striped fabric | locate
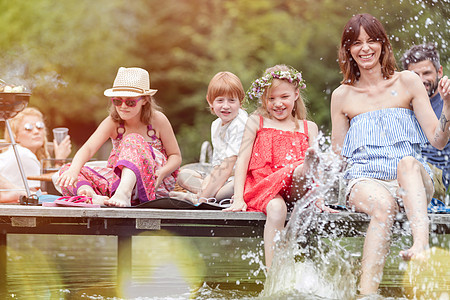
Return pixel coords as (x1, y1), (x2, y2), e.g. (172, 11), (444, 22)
(342, 108), (432, 180)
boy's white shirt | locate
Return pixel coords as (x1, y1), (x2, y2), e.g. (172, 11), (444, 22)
(211, 108), (248, 167)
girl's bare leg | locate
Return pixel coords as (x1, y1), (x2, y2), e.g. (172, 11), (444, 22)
(77, 185), (109, 205)
(264, 196), (287, 269)
(396, 157), (433, 260)
(291, 148), (319, 197)
(105, 167), (136, 207)
(348, 181), (398, 295)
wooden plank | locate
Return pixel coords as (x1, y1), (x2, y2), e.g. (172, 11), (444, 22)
(0, 205), (448, 236)
(11, 216), (38, 227)
(136, 218), (161, 230)
(27, 172), (55, 182)
(0, 205), (267, 220)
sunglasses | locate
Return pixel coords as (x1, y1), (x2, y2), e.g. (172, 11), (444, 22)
(111, 96), (143, 107)
(24, 121), (45, 131)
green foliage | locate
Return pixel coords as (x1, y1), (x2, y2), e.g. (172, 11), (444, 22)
(0, 0), (448, 163)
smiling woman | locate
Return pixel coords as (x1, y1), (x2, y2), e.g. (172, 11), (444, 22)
(331, 13), (450, 296)
(0, 107), (72, 193)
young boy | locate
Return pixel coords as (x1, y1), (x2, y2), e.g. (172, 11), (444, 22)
(170, 71), (248, 203)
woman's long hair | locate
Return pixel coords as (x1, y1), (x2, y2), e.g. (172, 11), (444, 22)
(5, 107), (50, 162)
(338, 13), (397, 85)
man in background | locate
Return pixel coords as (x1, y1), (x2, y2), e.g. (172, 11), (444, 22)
(402, 43), (449, 200)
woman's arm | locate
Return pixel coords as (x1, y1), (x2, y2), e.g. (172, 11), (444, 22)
(409, 72), (450, 149)
(330, 86), (350, 154)
(153, 111), (182, 187)
(57, 117), (115, 187)
(224, 114), (259, 212)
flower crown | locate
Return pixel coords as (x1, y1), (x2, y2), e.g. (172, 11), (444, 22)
(244, 68), (306, 103)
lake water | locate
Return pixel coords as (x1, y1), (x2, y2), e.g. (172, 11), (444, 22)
(3, 232), (449, 299)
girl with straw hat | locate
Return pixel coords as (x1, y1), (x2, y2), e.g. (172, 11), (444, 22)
(56, 67), (181, 206)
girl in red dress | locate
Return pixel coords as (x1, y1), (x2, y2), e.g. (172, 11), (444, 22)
(226, 64), (335, 269)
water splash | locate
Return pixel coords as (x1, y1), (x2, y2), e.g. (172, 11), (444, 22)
(261, 134), (358, 299)
(259, 132), (450, 299)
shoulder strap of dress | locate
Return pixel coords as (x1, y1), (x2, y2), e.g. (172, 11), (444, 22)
(116, 121), (125, 139)
(147, 124), (157, 140)
(303, 120), (308, 136)
(259, 115), (264, 129)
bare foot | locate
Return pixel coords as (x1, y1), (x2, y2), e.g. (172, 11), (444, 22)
(169, 191), (198, 204)
(400, 245), (430, 261)
(314, 198), (340, 213)
(104, 191), (131, 207)
(78, 189), (109, 205)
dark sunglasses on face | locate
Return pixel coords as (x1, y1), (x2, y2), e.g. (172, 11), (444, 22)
(111, 96), (143, 107)
(24, 121), (45, 131)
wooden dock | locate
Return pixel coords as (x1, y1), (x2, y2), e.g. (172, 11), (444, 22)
(0, 204), (448, 290)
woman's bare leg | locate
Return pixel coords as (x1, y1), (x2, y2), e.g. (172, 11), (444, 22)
(0, 175), (25, 203)
(396, 157), (433, 260)
(348, 180), (398, 295)
(105, 167), (136, 207)
(264, 196), (287, 269)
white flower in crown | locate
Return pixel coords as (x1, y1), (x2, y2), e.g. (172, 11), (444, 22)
(244, 68), (306, 104)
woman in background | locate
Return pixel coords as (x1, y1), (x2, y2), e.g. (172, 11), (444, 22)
(0, 107), (72, 192)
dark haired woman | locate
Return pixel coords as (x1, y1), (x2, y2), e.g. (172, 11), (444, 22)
(331, 13), (450, 295)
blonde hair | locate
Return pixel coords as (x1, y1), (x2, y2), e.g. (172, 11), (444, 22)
(4, 107), (50, 162)
(206, 71), (245, 114)
(109, 95), (162, 124)
(257, 64), (307, 128)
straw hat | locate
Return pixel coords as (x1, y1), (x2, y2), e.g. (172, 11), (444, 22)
(104, 67), (157, 97)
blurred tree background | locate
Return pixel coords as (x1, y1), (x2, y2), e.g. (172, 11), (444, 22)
(0, 0), (448, 163)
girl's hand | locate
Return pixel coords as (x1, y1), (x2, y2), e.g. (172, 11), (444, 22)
(56, 169), (79, 188)
(223, 197), (247, 212)
(154, 168), (168, 189)
(54, 135), (72, 159)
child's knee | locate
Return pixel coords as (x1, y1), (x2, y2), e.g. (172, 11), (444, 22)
(266, 198), (287, 221)
(177, 169), (201, 189)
